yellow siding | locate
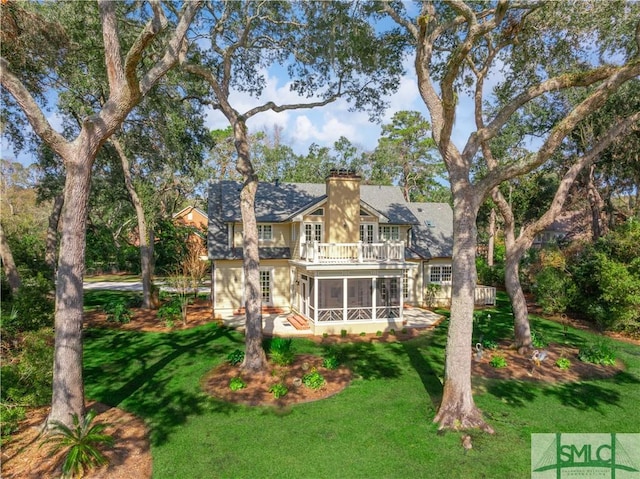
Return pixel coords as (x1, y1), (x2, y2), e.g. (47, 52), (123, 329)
(213, 261), (244, 311)
(233, 223), (292, 248)
(213, 259), (291, 313)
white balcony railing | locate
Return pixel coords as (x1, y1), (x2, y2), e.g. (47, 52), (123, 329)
(301, 241), (405, 263)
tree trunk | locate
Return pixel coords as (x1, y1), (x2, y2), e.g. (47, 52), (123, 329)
(234, 120), (267, 372)
(505, 251), (532, 353)
(0, 222), (21, 294)
(587, 165), (604, 241)
(111, 137), (155, 309)
(433, 192), (493, 433)
(45, 193), (64, 275)
(48, 152), (92, 427)
(487, 208), (496, 267)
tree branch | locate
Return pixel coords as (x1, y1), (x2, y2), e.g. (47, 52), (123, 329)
(140, 0), (203, 95)
(0, 58), (69, 157)
(99, 0), (126, 94)
(465, 60), (640, 160)
(124, 0), (168, 94)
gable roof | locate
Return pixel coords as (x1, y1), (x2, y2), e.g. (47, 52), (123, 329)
(209, 181), (421, 224)
(406, 203), (453, 259)
(208, 180), (453, 260)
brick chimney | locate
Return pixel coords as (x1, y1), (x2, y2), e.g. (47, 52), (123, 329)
(325, 169), (361, 243)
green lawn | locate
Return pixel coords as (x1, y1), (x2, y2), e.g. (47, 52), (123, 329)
(82, 293), (640, 478)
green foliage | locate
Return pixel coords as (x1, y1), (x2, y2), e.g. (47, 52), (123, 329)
(568, 220), (640, 335)
(154, 220), (192, 275)
(533, 266), (576, 315)
(322, 348), (340, 370)
(1, 403), (26, 440)
(1, 328), (53, 407)
(157, 299), (182, 323)
(481, 338), (499, 350)
(41, 409), (114, 478)
(476, 257), (505, 288)
(268, 383), (288, 399)
(268, 338), (295, 366)
(578, 339), (617, 366)
(302, 369), (325, 390)
(227, 349), (245, 366)
(340, 329), (347, 338)
(424, 283), (442, 307)
(229, 377), (246, 391)
(555, 357), (571, 370)
(2, 273), (54, 333)
(530, 330), (548, 348)
(102, 297), (131, 324)
(489, 354), (508, 368)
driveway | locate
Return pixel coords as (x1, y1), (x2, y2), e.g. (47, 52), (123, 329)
(83, 281), (209, 293)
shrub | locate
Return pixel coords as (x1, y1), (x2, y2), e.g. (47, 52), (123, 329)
(1, 403), (25, 440)
(1, 328), (53, 407)
(340, 329), (347, 338)
(555, 357), (571, 370)
(3, 274), (54, 333)
(481, 338), (498, 350)
(531, 330), (548, 348)
(157, 299), (182, 323)
(532, 266), (576, 315)
(569, 221), (640, 334)
(302, 369), (325, 390)
(229, 377), (246, 391)
(41, 409), (114, 478)
(578, 339), (616, 366)
(227, 349), (245, 366)
(103, 298), (131, 324)
(269, 383), (288, 399)
(490, 354), (508, 368)
(269, 338), (295, 366)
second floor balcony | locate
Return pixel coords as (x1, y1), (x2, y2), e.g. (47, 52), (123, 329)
(300, 241), (405, 264)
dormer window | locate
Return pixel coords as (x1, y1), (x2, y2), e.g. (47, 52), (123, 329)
(360, 208), (372, 217)
(310, 208), (324, 216)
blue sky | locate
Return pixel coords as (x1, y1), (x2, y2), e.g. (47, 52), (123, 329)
(1, 55), (487, 167)
(203, 55), (479, 157)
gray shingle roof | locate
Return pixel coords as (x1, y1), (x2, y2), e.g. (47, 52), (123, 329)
(208, 180), (452, 260)
(406, 203), (453, 259)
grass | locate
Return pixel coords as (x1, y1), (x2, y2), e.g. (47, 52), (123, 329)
(81, 292), (640, 478)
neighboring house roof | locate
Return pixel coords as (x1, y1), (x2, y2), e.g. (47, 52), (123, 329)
(173, 205), (208, 220)
(208, 180), (453, 260)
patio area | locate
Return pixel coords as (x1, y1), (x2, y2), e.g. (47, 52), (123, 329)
(221, 306), (444, 337)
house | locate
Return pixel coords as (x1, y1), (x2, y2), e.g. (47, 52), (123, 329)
(173, 205), (208, 230)
(207, 170), (495, 335)
(173, 206), (208, 259)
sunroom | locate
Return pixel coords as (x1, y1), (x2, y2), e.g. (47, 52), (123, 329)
(289, 263), (416, 335)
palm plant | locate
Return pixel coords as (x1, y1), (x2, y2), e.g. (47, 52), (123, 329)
(41, 409), (114, 478)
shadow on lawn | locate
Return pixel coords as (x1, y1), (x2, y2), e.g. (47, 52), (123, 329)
(84, 324), (244, 446)
(333, 341), (404, 380)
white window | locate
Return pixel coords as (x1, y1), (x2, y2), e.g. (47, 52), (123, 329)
(260, 270), (272, 304)
(360, 223), (375, 243)
(258, 225), (273, 241)
(379, 225), (399, 241)
(429, 265), (452, 283)
(304, 223), (323, 243)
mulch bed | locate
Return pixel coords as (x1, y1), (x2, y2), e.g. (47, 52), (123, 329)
(471, 341), (624, 382)
(202, 354), (352, 407)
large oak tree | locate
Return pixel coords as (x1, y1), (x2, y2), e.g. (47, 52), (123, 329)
(0, 0), (202, 427)
(382, 0), (640, 431)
